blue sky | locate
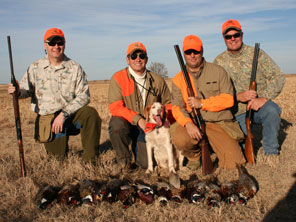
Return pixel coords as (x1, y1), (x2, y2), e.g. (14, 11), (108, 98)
(0, 0), (295, 83)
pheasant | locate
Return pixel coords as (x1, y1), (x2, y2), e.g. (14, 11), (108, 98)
(36, 184), (61, 209)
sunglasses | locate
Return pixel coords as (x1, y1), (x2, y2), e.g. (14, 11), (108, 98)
(47, 41), (65, 46)
(184, 49), (201, 55)
(130, 52), (147, 60)
(224, 32), (241, 40)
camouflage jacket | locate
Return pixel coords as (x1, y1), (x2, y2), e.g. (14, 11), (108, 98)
(19, 55), (90, 115)
(213, 44), (285, 116)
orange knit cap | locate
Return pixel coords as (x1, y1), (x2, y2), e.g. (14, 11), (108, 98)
(183, 35), (203, 52)
(44, 28), (65, 42)
(127, 42), (147, 56)
(222, 19), (242, 35)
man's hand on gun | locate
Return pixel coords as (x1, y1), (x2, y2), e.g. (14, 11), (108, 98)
(7, 82), (19, 94)
(237, 90), (267, 111)
(237, 90), (257, 102)
(186, 96), (203, 140)
(185, 122), (203, 141)
(188, 96), (203, 109)
(247, 97), (267, 111)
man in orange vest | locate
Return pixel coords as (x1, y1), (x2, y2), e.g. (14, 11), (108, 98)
(170, 35), (245, 170)
(108, 42), (171, 171)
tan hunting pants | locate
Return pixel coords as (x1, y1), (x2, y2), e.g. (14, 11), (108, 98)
(170, 122), (245, 169)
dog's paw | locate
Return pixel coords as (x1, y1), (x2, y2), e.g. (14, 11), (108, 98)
(169, 172), (181, 189)
(169, 167), (176, 174)
(145, 169), (153, 174)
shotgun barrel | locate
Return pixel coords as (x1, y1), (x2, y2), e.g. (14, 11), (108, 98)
(174, 44), (213, 175)
(245, 43), (260, 165)
(7, 36), (26, 177)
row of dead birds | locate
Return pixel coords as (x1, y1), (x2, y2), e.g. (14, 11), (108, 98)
(36, 164), (258, 209)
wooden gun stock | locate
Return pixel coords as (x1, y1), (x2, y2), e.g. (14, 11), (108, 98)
(244, 43), (260, 165)
(199, 129), (214, 175)
(245, 116), (255, 164)
(174, 45), (213, 175)
(7, 36), (26, 177)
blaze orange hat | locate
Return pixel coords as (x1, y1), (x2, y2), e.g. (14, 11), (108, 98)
(127, 42), (147, 56)
(183, 35), (203, 52)
(222, 19), (242, 35)
(44, 28), (65, 42)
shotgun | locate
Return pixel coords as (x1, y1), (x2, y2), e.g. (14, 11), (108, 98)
(245, 43), (260, 165)
(7, 36), (26, 177)
(174, 44), (213, 175)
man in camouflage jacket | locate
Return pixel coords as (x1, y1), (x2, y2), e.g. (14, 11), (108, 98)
(8, 28), (101, 163)
(214, 19), (285, 156)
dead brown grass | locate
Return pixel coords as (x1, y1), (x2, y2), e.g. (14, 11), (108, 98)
(0, 76), (295, 222)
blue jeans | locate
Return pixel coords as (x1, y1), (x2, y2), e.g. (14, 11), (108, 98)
(235, 100), (282, 155)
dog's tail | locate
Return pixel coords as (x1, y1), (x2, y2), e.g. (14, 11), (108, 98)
(169, 172), (181, 189)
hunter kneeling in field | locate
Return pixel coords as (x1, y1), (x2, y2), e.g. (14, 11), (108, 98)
(7, 28), (101, 164)
(170, 34), (246, 170)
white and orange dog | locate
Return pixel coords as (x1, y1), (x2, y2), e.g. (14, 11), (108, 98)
(144, 102), (183, 175)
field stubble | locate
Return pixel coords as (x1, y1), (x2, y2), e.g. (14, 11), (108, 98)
(0, 76), (295, 222)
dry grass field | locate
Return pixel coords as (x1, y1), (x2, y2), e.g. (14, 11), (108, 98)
(0, 76), (295, 222)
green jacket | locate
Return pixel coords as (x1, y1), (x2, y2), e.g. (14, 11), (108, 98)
(108, 68), (171, 125)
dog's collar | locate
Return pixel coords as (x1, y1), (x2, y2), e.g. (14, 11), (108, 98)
(144, 120), (170, 133)
(144, 122), (160, 133)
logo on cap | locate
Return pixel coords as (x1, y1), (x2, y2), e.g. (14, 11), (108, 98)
(126, 42), (147, 56)
(44, 28), (65, 42)
(183, 35), (203, 52)
(222, 19), (242, 35)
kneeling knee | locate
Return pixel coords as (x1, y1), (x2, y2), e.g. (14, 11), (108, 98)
(262, 101), (281, 118)
(83, 106), (101, 122)
(109, 117), (128, 132)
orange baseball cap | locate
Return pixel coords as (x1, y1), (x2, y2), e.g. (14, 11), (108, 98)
(222, 19), (242, 35)
(183, 35), (203, 52)
(127, 42), (147, 56)
(44, 28), (65, 42)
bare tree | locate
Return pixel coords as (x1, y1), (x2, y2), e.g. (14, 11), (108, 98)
(149, 62), (168, 78)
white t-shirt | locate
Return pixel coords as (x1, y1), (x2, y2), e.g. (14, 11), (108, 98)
(128, 66), (147, 109)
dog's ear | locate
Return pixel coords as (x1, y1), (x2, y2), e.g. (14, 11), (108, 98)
(162, 105), (166, 114)
(144, 105), (152, 120)
(161, 105), (167, 120)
